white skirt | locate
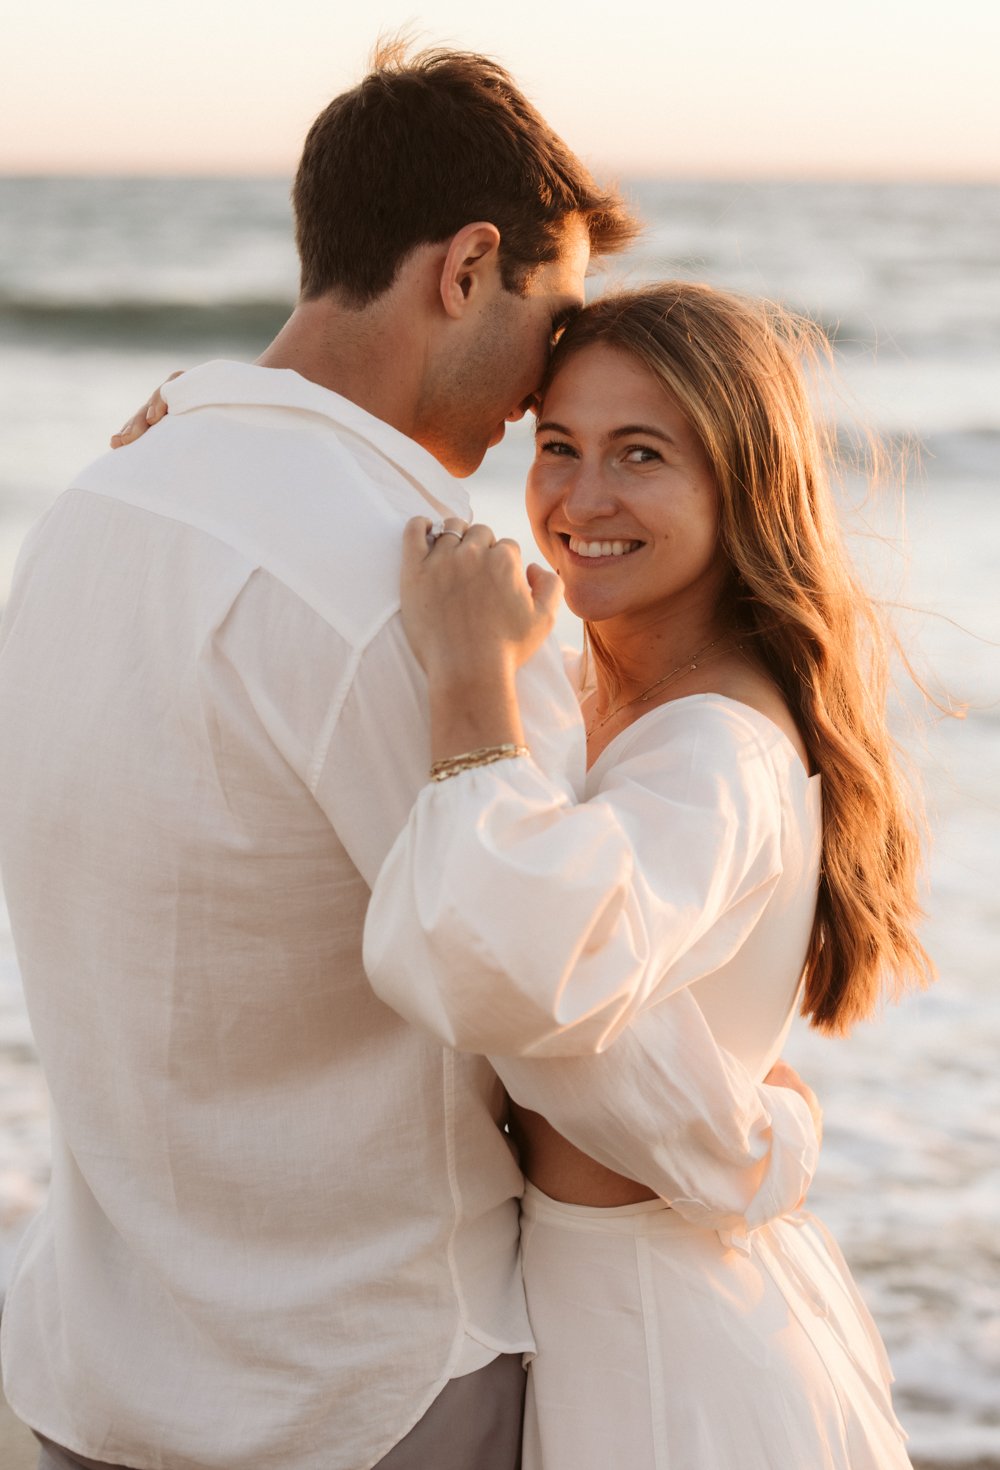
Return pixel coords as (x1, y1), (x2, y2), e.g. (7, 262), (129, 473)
(519, 1185), (911, 1470)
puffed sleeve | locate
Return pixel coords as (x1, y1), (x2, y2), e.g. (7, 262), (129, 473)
(363, 700), (784, 1057)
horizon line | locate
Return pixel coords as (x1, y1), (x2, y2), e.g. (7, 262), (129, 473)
(1, 165), (997, 185)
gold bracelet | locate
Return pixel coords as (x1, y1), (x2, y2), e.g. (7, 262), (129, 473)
(429, 743), (529, 782)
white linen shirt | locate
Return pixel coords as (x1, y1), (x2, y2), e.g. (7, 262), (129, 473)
(0, 362), (816, 1470)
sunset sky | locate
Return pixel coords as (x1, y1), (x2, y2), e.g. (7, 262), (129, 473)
(2, 0), (997, 178)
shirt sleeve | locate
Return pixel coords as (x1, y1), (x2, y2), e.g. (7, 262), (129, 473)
(311, 614), (584, 888)
(363, 701), (785, 1057)
(492, 1007), (817, 1235)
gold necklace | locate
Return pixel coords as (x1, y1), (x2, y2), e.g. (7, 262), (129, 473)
(587, 635), (737, 734)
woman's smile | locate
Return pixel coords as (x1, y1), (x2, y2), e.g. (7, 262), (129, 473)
(527, 342), (724, 628)
(563, 534), (645, 561)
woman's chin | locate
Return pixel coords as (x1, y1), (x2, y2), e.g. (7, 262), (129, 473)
(564, 596), (619, 626)
(567, 599), (614, 629)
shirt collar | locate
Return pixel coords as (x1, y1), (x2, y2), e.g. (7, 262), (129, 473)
(161, 361), (471, 520)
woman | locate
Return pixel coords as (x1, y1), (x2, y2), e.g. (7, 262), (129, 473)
(362, 283), (931, 1468)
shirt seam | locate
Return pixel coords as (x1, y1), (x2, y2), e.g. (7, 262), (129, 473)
(306, 600), (402, 796)
(441, 1049), (474, 1335)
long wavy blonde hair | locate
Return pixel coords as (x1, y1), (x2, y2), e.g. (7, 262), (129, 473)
(547, 283), (933, 1034)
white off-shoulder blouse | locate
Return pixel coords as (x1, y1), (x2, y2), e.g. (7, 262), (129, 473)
(365, 694), (822, 1078)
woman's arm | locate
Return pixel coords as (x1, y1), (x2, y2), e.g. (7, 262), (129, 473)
(363, 697), (786, 1056)
(494, 1025), (819, 1232)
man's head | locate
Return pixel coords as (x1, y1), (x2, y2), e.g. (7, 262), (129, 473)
(293, 41), (636, 307)
(290, 43), (639, 474)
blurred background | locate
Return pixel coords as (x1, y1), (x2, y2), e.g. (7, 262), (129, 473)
(1, 4), (998, 1466)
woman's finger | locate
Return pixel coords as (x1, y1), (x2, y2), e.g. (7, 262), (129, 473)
(147, 370), (183, 421)
(110, 411), (146, 448)
(111, 403), (155, 448)
(419, 517), (469, 555)
(526, 562), (563, 623)
(109, 371), (184, 448)
(144, 389), (167, 424)
(403, 517), (435, 549)
(459, 522), (497, 549)
(436, 516), (469, 545)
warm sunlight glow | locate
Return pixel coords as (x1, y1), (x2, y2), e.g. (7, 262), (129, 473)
(2, 0), (997, 178)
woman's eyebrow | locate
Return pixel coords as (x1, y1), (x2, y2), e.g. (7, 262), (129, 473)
(535, 419), (678, 447)
(608, 424), (677, 446)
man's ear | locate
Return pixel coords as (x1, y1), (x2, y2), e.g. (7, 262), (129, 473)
(438, 222), (503, 319)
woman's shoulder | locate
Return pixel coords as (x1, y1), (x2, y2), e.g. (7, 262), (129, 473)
(591, 693), (811, 785)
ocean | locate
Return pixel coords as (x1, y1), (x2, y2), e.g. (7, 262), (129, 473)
(1, 176), (998, 1464)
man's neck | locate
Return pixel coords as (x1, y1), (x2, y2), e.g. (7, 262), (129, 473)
(257, 298), (422, 440)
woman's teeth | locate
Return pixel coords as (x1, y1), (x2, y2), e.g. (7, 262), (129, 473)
(568, 537), (641, 559)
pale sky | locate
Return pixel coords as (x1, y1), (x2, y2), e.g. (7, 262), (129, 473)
(1, 0), (998, 178)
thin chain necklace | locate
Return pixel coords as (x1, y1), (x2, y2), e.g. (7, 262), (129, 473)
(587, 635), (737, 734)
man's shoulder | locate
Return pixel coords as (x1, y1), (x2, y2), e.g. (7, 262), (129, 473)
(63, 364), (470, 651)
(65, 408), (405, 649)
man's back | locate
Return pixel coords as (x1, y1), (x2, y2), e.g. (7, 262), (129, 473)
(0, 364), (535, 1469)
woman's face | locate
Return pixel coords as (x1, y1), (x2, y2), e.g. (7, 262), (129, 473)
(526, 342), (726, 630)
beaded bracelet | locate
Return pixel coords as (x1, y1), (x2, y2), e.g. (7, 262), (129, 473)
(429, 743), (529, 782)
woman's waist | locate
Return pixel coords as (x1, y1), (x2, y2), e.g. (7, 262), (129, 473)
(521, 1180), (713, 1237)
(511, 1104), (660, 1208)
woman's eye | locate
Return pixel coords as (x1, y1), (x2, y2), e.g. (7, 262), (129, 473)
(537, 438), (576, 457)
(623, 445), (662, 465)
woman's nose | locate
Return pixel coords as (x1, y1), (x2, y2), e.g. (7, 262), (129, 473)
(561, 463), (618, 522)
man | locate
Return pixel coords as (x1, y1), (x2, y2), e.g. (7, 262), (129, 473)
(0, 44), (818, 1470)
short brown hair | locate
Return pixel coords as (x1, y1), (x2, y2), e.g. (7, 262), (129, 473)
(293, 41), (638, 305)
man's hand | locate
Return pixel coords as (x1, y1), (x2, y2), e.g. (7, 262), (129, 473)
(764, 1059), (823, 1151)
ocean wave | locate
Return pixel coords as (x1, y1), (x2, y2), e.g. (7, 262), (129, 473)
(2, 290), (998, 360)
(826, 425), (1000, 477)
(0, 295), (292, 348)
(920, 428), (1000, 481)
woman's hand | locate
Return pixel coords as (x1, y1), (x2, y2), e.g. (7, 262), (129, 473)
(401, 516), (562, 680)
(109, 371), (184, 448)
(764, 1058), (822, 1207)
(764, 1059), (822, 1151)
(401, 516), (563, 765)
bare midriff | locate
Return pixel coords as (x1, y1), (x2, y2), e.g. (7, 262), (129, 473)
(510, 1103), (658, 1207)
